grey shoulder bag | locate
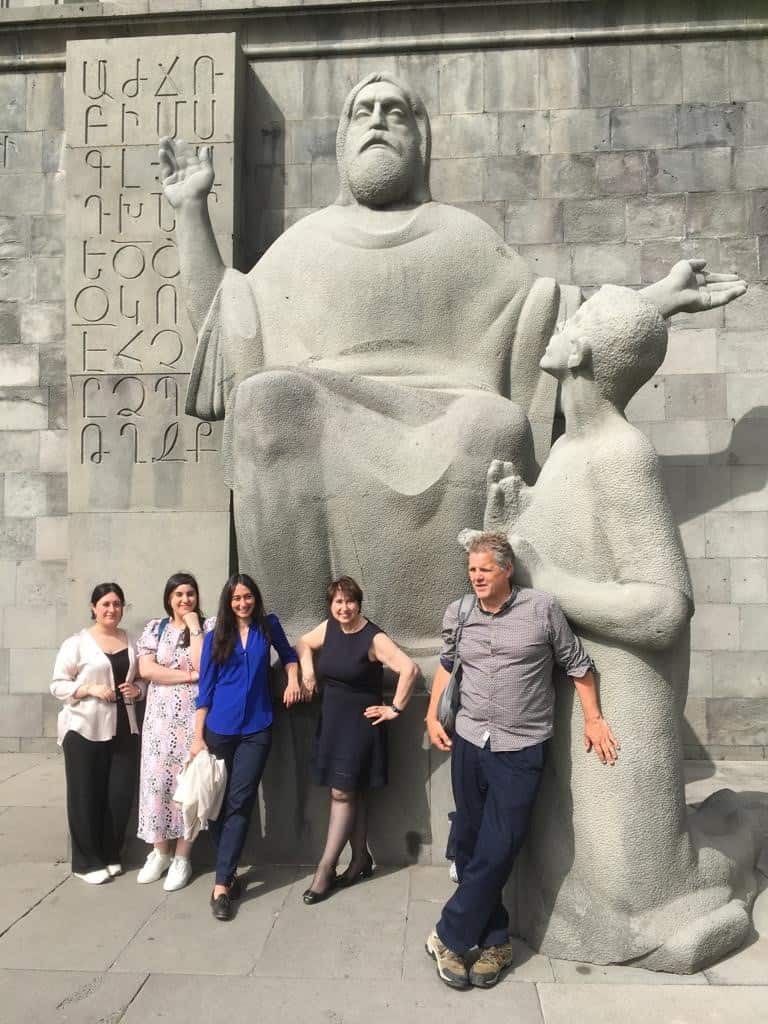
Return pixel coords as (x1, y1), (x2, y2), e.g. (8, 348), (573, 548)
(437, 594), (476, 735)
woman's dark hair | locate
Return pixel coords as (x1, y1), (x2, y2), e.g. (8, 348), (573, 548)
(90, 582), (126, 620)
(326, 575), (363, 608)
(163, 571), (205, 648)
(211, 573), (271, 664)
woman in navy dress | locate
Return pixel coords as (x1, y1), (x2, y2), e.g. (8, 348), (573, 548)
(190, 573), (301, 920)
(296, 576), (418, 903)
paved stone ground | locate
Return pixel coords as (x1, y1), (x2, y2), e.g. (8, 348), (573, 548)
(0, 754), (766, 1024)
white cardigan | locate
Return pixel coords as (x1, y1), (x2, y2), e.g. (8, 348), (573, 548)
(51, 629), (144, 744)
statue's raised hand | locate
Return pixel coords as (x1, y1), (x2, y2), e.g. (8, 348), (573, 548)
(159, 137), (214, 208)
(485, 459), (529, 530)
(644, 259), (747, 318)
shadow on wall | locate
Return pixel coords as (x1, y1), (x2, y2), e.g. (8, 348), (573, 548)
(243, 66), (287, 269)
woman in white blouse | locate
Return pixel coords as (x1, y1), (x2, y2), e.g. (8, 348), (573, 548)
(51, 582), (144, 884)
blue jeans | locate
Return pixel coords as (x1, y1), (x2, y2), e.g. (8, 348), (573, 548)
(437, 734), (544, 954)
(204, 727), (272, 886)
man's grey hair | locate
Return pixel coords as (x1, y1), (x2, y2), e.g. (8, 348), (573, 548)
(459, 530), (514, 570)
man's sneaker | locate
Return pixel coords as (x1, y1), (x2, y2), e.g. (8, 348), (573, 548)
(468, 942), (515, 988)
(163, 856), (192, 892)
(136, 849), (172, 884)
(425, 929), (469, 989)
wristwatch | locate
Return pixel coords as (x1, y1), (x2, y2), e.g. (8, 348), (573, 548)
(189, 628), (202, 637)
(390, 702), (403, 715)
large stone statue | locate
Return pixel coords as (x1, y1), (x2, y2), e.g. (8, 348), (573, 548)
(158, 73), (720, 646)
(482, 284), (757, 973)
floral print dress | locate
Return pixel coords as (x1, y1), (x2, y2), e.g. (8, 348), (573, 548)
(137, 617), (215, 843)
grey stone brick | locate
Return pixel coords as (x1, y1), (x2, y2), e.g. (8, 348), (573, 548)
(625, 377), (665, 421)
(38, 342), (65, 387)
(588, 45), (631, 107)
(563, 198), (625, 243)
(688, 650), (713, 697)
(691, 602), (740, 651)
(730, 466), (768, 512)
(0, 260), (32, 302)
(310, 162), (339, 207)
(728, 38), (768, 101)
(38, 430), (66, 474)
(47, 384), (67, 430)
(648, 147), (732, 194)
(661, 327), (718, 375)
(724, 282), (768, 330)
(596, 152), (646, 195)
(717, 237), (758, 281)
(33, 258), (63, 302)
(8, 648), (59, 694)
(678, 104), (744, 149)
(15, 560), (66, 606)
(26, 72), (64, 132)
(679, 515), (706, 557)
(430, 158), (484, 203)
(733, 147), (768, 191)
(499, 111), (549, 156)
(730, 559), (768, 604)
(0, 217), (29, 260)
(714, 651), (768, 693)
(0, 174), (44, 216)
(686, 193), (749, 238)
(0, 520), (34, 559)
(430, 114), (498, 159)
(540, 47), (588, 110)
(483, 156), (539, 201)
(647, 419), (713, 461)
(760, 236), (768, 282)
(751, 190), (768, 235)
(706, 512), (768, 558)
(610, 106), (677, 151)
(484, 49), (539, 111)
(19, 303), (63, 346)
(0, 344), (37, 387)
(539, 154), (596, 199)
(683, 696), (708, 744)
(517, 244), (572, 283)
(30, 216), (64, 258)
(707, 697), (768, 745)
(728, 418), (768, 466)
(688, 558), (729, 603)
(250, 60), (304, 121)
(504, 200), (563, 245)
(41, 131), (63, 175)
(287, 119), (337, 164)
(0, 75), (25, 132)
(0, 388), (47, 430)
(626, 195), (684, 241)
(550, 109), (609, 154)
(0, 433), (37, 472)
(726, 373), (768, 422)
(4, 472), (66, 517)
(455, 202), (505, 236)
(0, 302), (19, 344)
(718, 331), (768, 373)
(640, 238), (719, 285)
(703, 743), (767, 759)
(665, 373), (726, 420)
(3, 605), (59, 649)
(395, 55), (439, 114)
(19, 737), (59, 754)
(669, 298), (725, 331)
(0, 694), (42, 737)
(744, 102), (768, 147)
(572, 243), (641, 286)
(681, 42), (730, 103)
(252, 164), (311, 210)
(43, 172), (64, 216)
(302, 59), (359, 119)
(630, 43), (683, 104)
(0, 132), (42, 175)
(36, 516), (69, 562)
(439, 52), (482, 114)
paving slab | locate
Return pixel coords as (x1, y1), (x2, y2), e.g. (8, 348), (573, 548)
(250, 868), (409, 980)
(0, 872), (165, 971)
(0, 756), (65, 807)
(407, 863), (455, 903)
(0, 969), (147, 1024)
(0, 805), (68, 864)
(537, 982), (767, 1023)
(550, 957), (708, 985)
(0, 753), (47, 783)
(0, 862), (68, 935)
(112, 866), (298, 976)
(123, 974), (545, 1024)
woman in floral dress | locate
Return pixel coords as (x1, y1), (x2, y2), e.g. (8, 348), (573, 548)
(136, 572), (215, 891)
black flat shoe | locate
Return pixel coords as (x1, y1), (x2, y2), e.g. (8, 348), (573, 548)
(335, 854), (374, 889)
(229, 875), (242, 900)
(302, 876), (337, 905)
(210, 891), (233, 921)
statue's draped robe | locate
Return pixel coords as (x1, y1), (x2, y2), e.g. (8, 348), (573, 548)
(186, 201), (560, 641)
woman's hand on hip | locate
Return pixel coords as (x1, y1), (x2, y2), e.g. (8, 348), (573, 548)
(364, 704), (397, 726)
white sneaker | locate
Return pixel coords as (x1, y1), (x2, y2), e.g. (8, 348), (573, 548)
(136, 849), (172, 884)
(106, 863), (123, 877)
(74, 869), (111, 885)
(163, 856), (192, 892)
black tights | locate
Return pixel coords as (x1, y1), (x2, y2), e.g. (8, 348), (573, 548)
(311, 787), (369, 892)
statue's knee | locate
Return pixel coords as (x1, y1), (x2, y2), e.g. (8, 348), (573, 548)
(235, 370), (319, 456)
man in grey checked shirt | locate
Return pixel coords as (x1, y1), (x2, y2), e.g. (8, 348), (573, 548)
(425, 531), (618, 990)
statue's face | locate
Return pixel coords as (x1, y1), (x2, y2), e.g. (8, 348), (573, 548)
(540, 313), (584, 376)
(343, 82), (421, 207)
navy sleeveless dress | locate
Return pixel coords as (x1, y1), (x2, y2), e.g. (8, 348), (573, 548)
(310, 616), (388, 790)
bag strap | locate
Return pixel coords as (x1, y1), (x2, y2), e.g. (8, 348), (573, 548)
(453, 594), (476, 659)
(157, 617), (170, 643)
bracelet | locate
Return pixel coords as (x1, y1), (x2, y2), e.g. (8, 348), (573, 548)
(390, 702), (402, 715)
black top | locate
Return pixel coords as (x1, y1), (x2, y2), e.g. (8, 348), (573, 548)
(106, 649), (129, 703)
(317, 617), (384, 694)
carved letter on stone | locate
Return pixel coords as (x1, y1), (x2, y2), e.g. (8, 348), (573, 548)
(112, 375), (146, 417)
(81, 423), (108, 464)
(119, 421), (146, 463)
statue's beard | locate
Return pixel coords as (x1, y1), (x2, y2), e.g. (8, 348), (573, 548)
(346, 147), (418, 207)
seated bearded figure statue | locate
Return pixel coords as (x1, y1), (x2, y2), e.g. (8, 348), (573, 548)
(481, 283), (757, 974)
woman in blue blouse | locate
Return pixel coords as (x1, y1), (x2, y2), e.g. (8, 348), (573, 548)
(190, 573), (301, 920)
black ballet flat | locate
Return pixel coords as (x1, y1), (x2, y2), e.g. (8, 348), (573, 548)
(302, 877), (337, 905)
(335, 854), (374, 889)
(210, 891), (233, 921)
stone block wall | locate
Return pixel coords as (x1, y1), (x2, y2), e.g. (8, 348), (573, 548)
(0, 4), (767, 758)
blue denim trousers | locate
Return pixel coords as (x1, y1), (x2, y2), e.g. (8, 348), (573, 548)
(204, 726), (272, 886)
(437, 733), (544, 954)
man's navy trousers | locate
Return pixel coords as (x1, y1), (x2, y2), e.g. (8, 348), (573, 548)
(437, 733), (545, 955)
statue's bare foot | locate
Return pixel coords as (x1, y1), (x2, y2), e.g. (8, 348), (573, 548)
(484, 459), (528, 530)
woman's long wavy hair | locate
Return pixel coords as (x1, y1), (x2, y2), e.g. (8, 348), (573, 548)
(163, 571), (205, 649)
(211, 573), (271, 664)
